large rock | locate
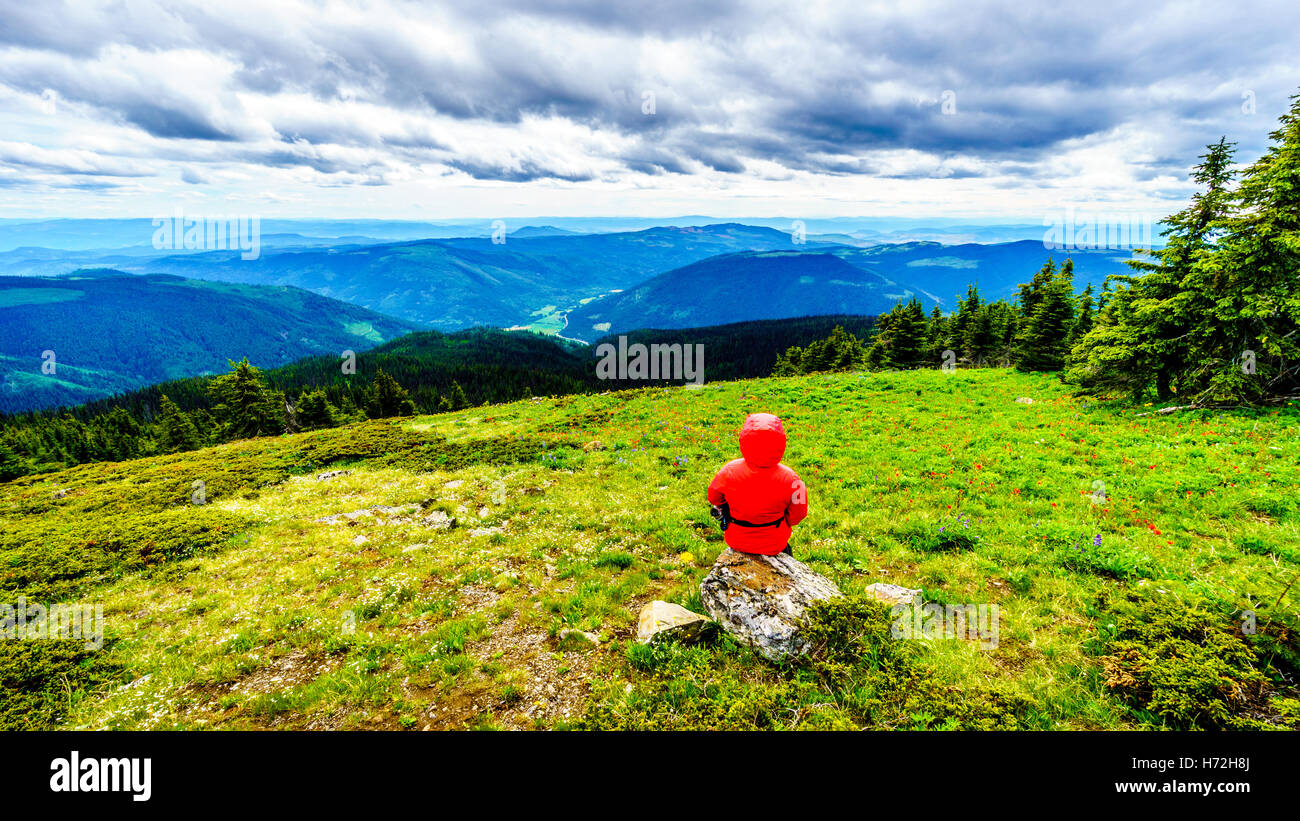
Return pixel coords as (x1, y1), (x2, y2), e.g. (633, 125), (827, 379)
(637, 600), (710, 644)
(699, 548), (841, 661)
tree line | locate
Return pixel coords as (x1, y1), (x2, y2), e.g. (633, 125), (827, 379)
(775, 94), (1300, 409)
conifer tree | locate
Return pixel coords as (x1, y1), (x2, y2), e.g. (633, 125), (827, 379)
(368, 368), (415, 418)
(156, 394), (201, 453)
(1017, 259), (1076, 371)
(1067, 137), (1239, 398)
(207, 359), (282, 440)
(295, 389), (339, 430)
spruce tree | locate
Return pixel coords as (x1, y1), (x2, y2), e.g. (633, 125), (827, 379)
(1017, 259), (1076, 371)
(296, 389), (339, 430)
(1190, 101), (1300, 401)
(207, 359), (282, 440)
(1067, 138), (1239, 399)
(368, 369), (416, 418)
(156, 394), (201, 453)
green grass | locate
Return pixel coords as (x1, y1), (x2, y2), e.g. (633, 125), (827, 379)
(2, 367), (1297, 730)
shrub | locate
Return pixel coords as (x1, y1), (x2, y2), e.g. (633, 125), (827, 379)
(1094, 589), (1284, 729)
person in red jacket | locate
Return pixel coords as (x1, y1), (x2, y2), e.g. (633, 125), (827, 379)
(707, 413), (808, 556)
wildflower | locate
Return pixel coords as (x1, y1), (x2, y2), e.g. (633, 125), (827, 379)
(1093, 534), (1102, 547)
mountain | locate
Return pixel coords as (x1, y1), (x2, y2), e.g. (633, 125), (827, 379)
(508, 225), (582, 238)
(0, 271), (422, 412)
(832, 240), (1139, 306)
(566, 251), (928, 341)
(80, 224), (831, 331)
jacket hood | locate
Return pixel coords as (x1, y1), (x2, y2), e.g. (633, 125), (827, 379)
(738, 413), (786, 468)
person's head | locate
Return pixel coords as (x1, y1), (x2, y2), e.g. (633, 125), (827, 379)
(738, 413), (786, 468)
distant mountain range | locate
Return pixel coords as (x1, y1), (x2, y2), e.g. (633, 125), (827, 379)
(567, 251), (926, 341)
(0, 220), (1151, 412)
(0, 216), (1080, 253)
(829, 239), (1137, 303)
(0, 223), (1141, 337)
(24, 224), (833, 330)
(0, 272), (421, 412)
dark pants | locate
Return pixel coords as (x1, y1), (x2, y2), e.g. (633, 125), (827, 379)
(780, 544), (792, 556)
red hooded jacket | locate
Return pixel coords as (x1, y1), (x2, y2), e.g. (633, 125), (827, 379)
(707, 413), (808, 555)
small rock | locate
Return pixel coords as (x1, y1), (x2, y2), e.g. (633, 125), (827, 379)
(401, 543), (429, 553)
(478, 506), (491, 517)
(444, 480), (464, 489)
(420, 510), (456, 529)
(1014, 397), (1035, 405)
(636, 600), (710, 644)
(316, 470), (351, 481)
(469, 526), (504, 537)
(699, 548), (841, 661)
(558, 628), (601, 648)
(583, 440), (605, 452)
(52, 489), (67, 499)
(865, 582), (922, 606)
(352, 535), (368, 547)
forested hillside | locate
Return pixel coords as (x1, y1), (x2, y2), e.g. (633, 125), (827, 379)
(0, 272), (421, 413)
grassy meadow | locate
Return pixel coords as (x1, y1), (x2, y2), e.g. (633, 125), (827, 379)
(3, 367), (1298, 730)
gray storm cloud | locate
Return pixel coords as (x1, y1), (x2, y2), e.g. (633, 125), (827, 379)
(0, 0), (1296, 199)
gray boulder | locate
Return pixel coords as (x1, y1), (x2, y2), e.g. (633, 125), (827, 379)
(699, 548), (841, 661)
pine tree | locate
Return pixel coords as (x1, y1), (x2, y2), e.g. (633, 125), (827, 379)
(446, 381), (470, 411)
(951, 284), (983, 362)
(1067, 137), (1239, 399)
(1017, 259), (1076, 371)
(295, 389), (339, 430)
(867, 299), (929, 369)
(368, 368), (415, 418)
(925, 306), (949, 365)
(1067, 284), (1096, 353)
(207, 358), (282, 440)
(1190, 101), (1300, 401)
(156, 394), (201, 453)
(772, 326), (869, 375)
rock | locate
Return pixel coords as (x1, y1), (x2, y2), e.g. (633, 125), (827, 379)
(444, 480), (463, 489)
(865, 582), (922, 606)
(1014, 397), (1035, 405)
(351, 535), (368, 547)
(699, 548), (841, 661)
(557, 628), (601, 648)
(583, 440), (605, 452)
(478, 506), (491, 518)
(420, 510), (456, 529)
(636, 600), (710, 645)
(315, 508), (375, 525)
(316, 470), (351, 481)
(52, 489), (67, 499)
(469, 525), (504, 537)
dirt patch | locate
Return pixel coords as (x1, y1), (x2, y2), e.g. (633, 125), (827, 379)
(176, 649), (344, 728)
(419, 609), (597, 730)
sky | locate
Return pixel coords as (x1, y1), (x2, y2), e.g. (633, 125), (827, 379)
(0, 0), (1297, 221)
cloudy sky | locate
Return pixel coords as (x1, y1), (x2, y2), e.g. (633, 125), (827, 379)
(1, 0), (1297, 221)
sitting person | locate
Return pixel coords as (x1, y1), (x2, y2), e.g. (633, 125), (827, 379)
(707, 413), (807, 556)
